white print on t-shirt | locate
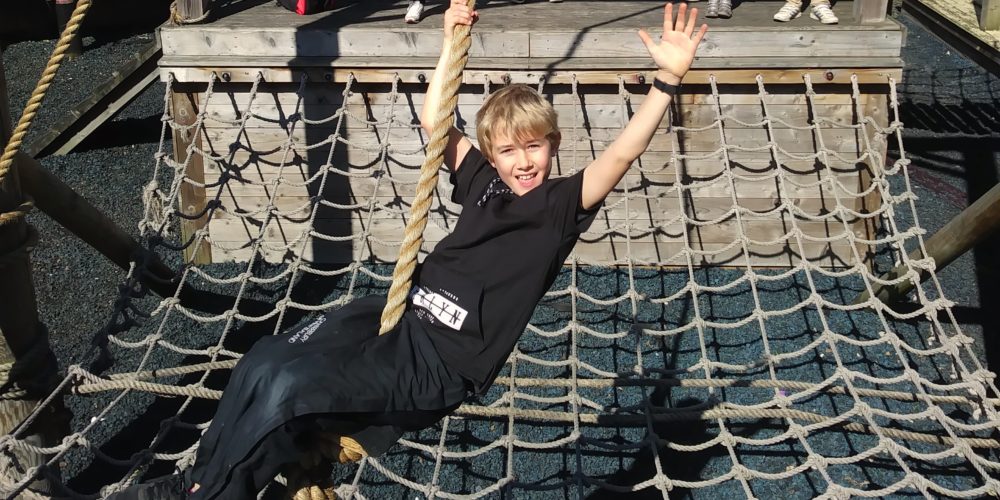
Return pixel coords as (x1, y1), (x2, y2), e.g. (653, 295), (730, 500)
(410, 286), (468, 331)
(287, 315), (327, 343)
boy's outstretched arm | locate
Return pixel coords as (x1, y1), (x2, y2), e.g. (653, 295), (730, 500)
(580, 3), (708, 210)
(420, 0), (476, 172)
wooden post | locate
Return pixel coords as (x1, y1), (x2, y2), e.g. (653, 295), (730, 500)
(175, 0), (211, 22)
(982, 0), (1000, 31)
(14, 152), (178, 297)
(854, 0), (889, 24)
(53, 0), (84, 59)
(858, 181), (1000, 304)
(0, 46), (42, 372)
(0, 49), (15, 372)
(172, 91), (212, 265)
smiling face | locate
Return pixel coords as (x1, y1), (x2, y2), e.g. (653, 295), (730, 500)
(476, 84), (561, 197)
(488, 130), (553, 196)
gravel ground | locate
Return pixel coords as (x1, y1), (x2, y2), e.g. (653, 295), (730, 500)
(3, 33), (167, 376)
(2, 9), (999, 499)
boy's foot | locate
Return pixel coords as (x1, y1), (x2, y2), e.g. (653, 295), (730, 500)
(809, 3), (839, 23)
(106, 473), (188, 500)
(772, 1), (802, 21)
(405, 0), (424, 23)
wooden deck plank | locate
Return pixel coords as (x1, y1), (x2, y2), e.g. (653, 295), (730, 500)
(26, 40), (162, 157)
(160, 0), (904, 68)
(160, 55), (906, 71)
(190, 0), (897, 32)
(983, 0), (1000, 30)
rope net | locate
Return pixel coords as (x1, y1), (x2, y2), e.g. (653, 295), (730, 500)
(2, 71), (999, 499)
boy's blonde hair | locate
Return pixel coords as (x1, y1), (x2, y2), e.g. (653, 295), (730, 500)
(476, 84), (561, 162)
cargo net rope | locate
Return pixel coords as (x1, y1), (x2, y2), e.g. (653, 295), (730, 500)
(2, 71), (1000, 499)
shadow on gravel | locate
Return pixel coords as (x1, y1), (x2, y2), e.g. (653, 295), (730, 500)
(74, 115), (164, 153)
(891, 67), (1000, 372)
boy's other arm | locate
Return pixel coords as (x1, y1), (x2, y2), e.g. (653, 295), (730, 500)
(420, 0), (477, 172)
(580, 3), (707, 210)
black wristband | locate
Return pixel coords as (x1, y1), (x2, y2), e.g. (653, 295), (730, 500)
(652, 78), (679, 97)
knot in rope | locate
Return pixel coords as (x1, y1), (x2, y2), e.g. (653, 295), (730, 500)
(807, 453), (829, 470)
(653, 473), (672, 491)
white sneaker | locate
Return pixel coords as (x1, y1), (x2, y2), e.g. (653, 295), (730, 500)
(405, 0), (423, 24)
(809, 3), (839, 23)
(772, 2), (802, 21)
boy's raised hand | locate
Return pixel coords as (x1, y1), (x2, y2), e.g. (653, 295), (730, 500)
(444, 0), (478, 41)
(638, 3), (708, 85)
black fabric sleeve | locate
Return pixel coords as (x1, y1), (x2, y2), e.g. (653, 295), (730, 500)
(549, 170), (601, 238)
(449, 146), (492, 205)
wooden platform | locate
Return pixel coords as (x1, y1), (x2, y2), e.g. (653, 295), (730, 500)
(157, 1), (904, 269)
(160, 0), (904, 81)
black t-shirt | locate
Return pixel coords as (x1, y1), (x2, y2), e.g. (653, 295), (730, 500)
(414, 147), (599, 394)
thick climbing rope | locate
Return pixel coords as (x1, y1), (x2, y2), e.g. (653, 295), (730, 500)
(0, 0), (93, 227)
(280, 3), (480, 498)
(287, 3), (479, 496)
(377, 0), (478, 335)
(69, 366), (1000, 450)
(73, 363), (1000, 409)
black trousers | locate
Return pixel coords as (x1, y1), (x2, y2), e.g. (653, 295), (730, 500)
(188, 297), (468, 499)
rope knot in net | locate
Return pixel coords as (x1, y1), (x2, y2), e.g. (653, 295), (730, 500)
(807, 454), (830, 470)
(717, 430), (736, 447)
(824, 484), (848, 499)
(653, 473), (672, 491)
(972, 369), (997, 383)
(788, 423), (808, 439)
(731, 464), (751, 481)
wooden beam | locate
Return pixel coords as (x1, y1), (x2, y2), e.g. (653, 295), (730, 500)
(26, 40), (162, 158)
(0, 48), (43, 367)
(14, 152), (178, 297)
(171, 91), (212, 265)
(858, 0), (888, 23)
(0, 49), (15, 368)
(982, 0), (1000, 31)
(160, 66), (904, 85)
(0, 50), (69, 500)
(857, 180), (1000, 304)
(855, 0), (890, 24)
(53, 0), (84, 59)
(0, 59), (9, 151)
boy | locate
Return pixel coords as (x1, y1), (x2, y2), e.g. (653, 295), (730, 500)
(111, 1), (706, 498)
